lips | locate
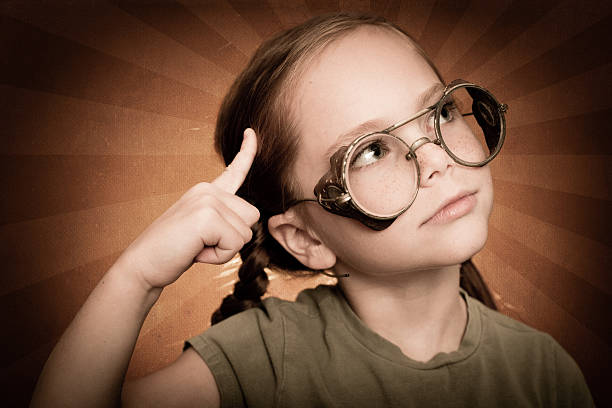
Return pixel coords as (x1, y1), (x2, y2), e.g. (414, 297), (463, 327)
(421, 191), (475, 225)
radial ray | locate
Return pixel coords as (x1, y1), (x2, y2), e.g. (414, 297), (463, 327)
(443, 0), (558, 80)
(0, 154), (222, 225)
(369, 0), (401, 22)
(179, 0), (262, 56)
(227, 0), (286, 39)
(490, 155), (610, 200)
(0, 15), (219, 122)
(474, 249), (604, 354)
(1, 86), (214, 156)
(1, 1), (234, 96)
(492, 179), (611, 247)
(0, 192), (184, 295)
(492, 14), (612, 101)
(490, 204), (611, 294)
(498, 62), (612, 127)
(435, 0), (512, 77)
(487, 226), (611, 345)
(469, 0), (612, 85)
(417, 0), (470, 60)
(267, 0), (313, 29)
(304, 0), (340, 15)
(339, 0), (370, 13)
(504, 109), (612, 155)
(0, 253), (117, 367)
(114, 1), (248, 75)
(395, 0), (436, 40)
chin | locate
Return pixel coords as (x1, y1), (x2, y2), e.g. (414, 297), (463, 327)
(444, 217), (489, 264)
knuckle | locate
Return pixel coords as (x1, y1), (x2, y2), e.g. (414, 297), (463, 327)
(249, 207), (261, 225)
(198, 194), (219, 208)
(241, 203), (259, 222)
(195, 206), (218, 223)
(185, 182), (214, 202)
(227, 233), (245, 253)
(244, 227), (253, 243)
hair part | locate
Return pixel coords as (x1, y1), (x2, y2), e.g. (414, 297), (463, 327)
(211, 12), (495, 326)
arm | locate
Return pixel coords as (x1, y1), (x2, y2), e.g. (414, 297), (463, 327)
(122, 347), (220, 407)
(30, 129), (259, 407)
(30, 260), (162, 407)
(30, 259), (221, 408)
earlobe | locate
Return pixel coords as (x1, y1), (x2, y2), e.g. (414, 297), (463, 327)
(268, 211), (336, 270)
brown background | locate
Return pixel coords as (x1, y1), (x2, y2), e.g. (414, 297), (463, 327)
(1, 0), (610, 406)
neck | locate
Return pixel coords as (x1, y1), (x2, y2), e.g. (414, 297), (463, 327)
(336, 263), (467, 363)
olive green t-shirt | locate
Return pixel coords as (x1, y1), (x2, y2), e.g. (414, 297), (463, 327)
(183, 285), (594, 407)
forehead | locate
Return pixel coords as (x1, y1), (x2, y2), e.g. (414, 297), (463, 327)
(291, 26), (441, 192)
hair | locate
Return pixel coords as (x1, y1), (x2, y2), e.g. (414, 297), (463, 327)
(211, 12), (497, 325)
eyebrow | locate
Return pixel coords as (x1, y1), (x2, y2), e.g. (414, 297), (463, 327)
(323, 83), (446, 160)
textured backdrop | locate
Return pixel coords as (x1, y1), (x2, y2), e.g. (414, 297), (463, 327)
(1, 0), (610, 406)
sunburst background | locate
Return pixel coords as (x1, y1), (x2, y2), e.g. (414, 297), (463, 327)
(1, 1), (610, 406)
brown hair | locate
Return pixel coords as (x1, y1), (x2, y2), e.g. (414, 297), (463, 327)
(211, 12), (497, 325)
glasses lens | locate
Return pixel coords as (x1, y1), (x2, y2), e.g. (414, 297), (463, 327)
(438, 86), (503, 165)
(345, 134), (418, 218)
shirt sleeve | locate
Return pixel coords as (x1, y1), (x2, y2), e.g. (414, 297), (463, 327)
(184, 333), (245, 408)
(183, 305), (285, 408)
(550, 338), (595, 407)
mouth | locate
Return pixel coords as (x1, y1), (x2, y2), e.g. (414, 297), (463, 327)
(421, 190), (477, 226)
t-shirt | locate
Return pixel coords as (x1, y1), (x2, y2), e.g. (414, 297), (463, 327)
(183, 284), (594, 407)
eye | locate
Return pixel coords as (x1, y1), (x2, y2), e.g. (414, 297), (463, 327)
(439, 102), (455, 124)
(427, 100), (456, 128)
(350, 139), (389, 168)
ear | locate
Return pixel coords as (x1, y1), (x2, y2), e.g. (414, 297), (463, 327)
(268, 209), (336, 270)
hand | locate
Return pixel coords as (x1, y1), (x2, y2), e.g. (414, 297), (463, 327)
(114, 128), (260, 290)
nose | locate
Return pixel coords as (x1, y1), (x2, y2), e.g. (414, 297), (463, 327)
(409, 136), (454, 186)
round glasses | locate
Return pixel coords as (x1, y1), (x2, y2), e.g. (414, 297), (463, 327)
(286, 80), (508, 230)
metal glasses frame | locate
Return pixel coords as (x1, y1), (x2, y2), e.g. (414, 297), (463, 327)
(285, 79), (508, 231)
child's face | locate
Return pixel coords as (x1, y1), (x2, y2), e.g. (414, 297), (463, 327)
(290, 27), (494, 276)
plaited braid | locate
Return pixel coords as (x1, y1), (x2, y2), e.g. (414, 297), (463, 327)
(211, 221), (270, 325)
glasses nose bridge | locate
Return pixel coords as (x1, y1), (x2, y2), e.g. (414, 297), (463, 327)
(410, 136), (438, 153)
(388, 107), (437, 148)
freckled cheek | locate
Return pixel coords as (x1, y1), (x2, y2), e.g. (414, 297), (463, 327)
(441, 123), (490, 163)
(348, 158), (417, 216)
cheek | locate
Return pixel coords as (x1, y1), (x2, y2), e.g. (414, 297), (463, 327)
(480, 167), (494, 218)
(303, 202), (425, 272)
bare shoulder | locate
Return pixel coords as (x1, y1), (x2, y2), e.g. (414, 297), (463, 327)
(121, 347), (220, 408)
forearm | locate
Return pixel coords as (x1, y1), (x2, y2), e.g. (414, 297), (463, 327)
(30, 259), (163, 408)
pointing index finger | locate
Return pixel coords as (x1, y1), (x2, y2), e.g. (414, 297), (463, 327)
(213, 128), (258, 194)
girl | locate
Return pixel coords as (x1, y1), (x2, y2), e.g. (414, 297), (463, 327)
(31, 13), (593, 407)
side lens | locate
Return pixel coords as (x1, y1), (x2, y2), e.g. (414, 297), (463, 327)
(345, 134), (418, 218)
(437, 86), (503, 165)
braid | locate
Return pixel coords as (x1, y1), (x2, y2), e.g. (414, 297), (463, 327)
(211, 220), (270, 325)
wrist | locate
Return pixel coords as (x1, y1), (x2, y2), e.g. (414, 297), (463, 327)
(107, 255), (164, 308)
